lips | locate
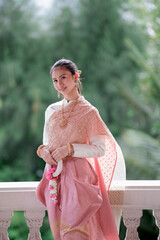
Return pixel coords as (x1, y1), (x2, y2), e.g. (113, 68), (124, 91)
(59, 87), (66, 92)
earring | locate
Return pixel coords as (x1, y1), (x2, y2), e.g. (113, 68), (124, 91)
(58, 91), (60, 98)
(75, 82), (78, 89)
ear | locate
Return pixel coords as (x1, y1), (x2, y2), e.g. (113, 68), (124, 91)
(74, 72), (79, 82)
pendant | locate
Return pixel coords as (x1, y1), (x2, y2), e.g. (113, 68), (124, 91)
(59, 119), (68, 128)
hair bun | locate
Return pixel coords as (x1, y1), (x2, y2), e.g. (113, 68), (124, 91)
(77, 70), (82, 75)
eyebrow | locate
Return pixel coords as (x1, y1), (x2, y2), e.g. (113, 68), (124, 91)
(52, 74), (66, 80)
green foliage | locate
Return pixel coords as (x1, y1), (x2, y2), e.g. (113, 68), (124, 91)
(8, 212), (28, 240)
(0, 0), (55, 182)
(8, 212), (53, 240)
(118, 129), (160, 180)
(138, 210), (159, 240)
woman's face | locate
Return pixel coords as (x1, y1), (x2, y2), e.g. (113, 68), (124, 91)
(51, 67), (79, 99)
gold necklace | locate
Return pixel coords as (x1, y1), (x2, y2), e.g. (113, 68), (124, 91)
(59, 98), (78, 128)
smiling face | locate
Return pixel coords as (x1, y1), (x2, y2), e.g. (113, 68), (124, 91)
(51, 67), (79, 101)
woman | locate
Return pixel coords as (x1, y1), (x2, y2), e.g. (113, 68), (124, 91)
(36, 58), (126, 240)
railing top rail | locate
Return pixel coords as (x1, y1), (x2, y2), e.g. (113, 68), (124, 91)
(0, 181), (160, 210)
(0, 181), (39, 191)
(0, 180), (160, 192)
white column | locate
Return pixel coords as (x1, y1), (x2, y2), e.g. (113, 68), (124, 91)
(0, 210), (13, 240)
(123, 209), (142, 240)
(24, 210), (45, 240)
(153, 209), (160, 240)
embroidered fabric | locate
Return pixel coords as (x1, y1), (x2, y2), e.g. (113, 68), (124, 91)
(43, 97), (126, 187)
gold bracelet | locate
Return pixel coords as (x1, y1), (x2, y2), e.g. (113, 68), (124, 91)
(37, 145), (47, 158)
(68, 143), (74, 157)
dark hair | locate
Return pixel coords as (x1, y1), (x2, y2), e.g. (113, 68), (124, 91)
(50, 58), (82, 93)
(50, 58), (78, 76)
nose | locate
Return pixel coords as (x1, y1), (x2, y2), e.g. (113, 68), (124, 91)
(58, 79), (64, 88)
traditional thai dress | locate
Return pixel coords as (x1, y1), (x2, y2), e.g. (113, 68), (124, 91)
(36, 96), (126, 240)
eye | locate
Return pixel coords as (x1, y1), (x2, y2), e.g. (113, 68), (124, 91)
(53, 79), (57, 83)
(61, 76), (66, 80)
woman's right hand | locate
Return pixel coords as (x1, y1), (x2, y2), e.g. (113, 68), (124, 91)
(39, 146), (57, 165)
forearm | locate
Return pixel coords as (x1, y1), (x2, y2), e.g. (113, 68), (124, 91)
(72, 135), (106, 158)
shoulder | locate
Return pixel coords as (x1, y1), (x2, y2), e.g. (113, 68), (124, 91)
(83, 99), (104, 123)
(44, 100), (63, 121)
(80, 97), (98, 113)
(46, 100), (63, 113)
(82, 99), (100, 119)
(85, 100), (99, 116)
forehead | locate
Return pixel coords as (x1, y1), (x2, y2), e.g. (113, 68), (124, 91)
(51, 67), (71, 78)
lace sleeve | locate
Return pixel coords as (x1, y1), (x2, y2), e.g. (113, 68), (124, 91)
(43, 105), (56, 145)
(72, 135), (106, 158)
(43, 109), (49, 145)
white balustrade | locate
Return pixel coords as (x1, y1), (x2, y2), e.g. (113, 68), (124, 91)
(153, 210), (160, 240)
(0, 211), (13, 240)
(122, 209), (142, 240)
(0, 181), (160, 239)
(0, 182), (46, 240)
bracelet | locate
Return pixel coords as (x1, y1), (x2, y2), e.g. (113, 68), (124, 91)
(37, 145), (47, 158)
(68, 143), (74, 157)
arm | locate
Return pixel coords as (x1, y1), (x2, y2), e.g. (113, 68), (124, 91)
(37, 106), (57, 165)
(42, 109), (49, 145)
(51, 135), (106, 162)
(72, 135), (106, 158)
(43, 105), (55, 145)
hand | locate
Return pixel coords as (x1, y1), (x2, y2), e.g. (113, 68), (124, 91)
(39, 146), (57, 165)
(51, 145), (68, 163)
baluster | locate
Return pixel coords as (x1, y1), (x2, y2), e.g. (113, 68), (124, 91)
(122, 209), (142, 240)
(153, 209), (160, 240)
(24, 210), (45, 240)
(0, 210), (13, 240)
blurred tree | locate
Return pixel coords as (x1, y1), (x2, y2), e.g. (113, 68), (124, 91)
(116, 0), (160, 182)
(48, 0), (149, 135)
(76, 0), (150, 136)
(0, 0), (53, 181)
(49, 4), (78, 61)
(123, 0), (160, 138)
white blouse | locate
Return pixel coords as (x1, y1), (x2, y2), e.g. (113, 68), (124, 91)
(43, 96), (106, 158)
(43, 97), (126, 182)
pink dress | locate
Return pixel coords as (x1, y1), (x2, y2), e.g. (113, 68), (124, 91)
(36, 96), (121, 240)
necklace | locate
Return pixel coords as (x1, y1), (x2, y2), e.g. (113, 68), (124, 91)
(59, 98), (78, 128)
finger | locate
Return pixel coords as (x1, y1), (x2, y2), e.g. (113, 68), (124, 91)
(54, 155), (61, 163)
(49, 156), (57, 165)
(52, 152), (60, 161)
(54, 157), (59, 163)
(51, 160), (57, 165)
(51, 152), (56, 159)
(56, 158), (61, 162)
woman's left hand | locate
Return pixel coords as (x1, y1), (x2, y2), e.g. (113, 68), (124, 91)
(51, 145), (68, 162)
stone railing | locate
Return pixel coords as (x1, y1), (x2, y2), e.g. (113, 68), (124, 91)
(0, 180), (160, 240)
(110, 180), (160, 239)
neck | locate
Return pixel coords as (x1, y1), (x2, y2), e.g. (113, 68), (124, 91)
(63, 91), (80, 102)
